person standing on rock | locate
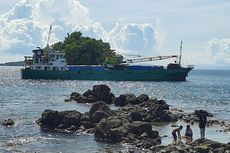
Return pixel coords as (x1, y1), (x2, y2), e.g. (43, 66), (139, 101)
(172, 125), (183, 143)
(184, 124), (193, 142)
(198, 110), (207, 139)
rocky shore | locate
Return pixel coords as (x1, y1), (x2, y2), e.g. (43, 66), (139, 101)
(37, 84), (230, 152)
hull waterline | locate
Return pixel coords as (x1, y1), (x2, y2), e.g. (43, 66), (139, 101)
(20, 67), (193, 81)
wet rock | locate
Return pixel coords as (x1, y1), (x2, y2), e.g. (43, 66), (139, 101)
(114, 95), (126, 107)
(80, 112), (94, 129)
(194, 146), (210, 153)
(83, 89), (93, 98)
(137, 94), (149, 103)
(95, 116), (128, 142)
(149, 104), (178, 122)
(192, 138), (227, 151)
(37, 109), (81, 131)
(125, 93), (139, 105)
(69, 92), (93, 103)
(129, 111), (143, 121)
(92, 84), (114, 104)
(95, 115), (161, 148)
(89, 101), (115, 124)
(2, 119), (14, 126)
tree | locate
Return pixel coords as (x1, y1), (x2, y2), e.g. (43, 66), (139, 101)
(52, 31), (120, 65)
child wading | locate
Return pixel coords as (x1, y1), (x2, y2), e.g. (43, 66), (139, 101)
(172, 125), (183, 143)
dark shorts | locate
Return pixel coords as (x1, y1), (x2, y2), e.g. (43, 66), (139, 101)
(172, 132), (177, 140)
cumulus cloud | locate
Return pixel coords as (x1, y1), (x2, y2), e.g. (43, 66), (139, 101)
(105, 19), (159, 56)
(184, 37), (230, 68)
(206, 38), (230, 64)
(0, 0), (95, 56)
(0, 0), (160, 62)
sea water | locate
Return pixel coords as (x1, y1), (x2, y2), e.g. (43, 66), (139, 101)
(0, 66), (229, 152)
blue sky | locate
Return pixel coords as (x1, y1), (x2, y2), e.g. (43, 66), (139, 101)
(0, 0), (230, 69)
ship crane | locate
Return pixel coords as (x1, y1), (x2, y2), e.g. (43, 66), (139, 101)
(122, 55), (178, 64)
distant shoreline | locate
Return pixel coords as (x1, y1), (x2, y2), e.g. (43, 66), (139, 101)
(0, 61), (24, 66)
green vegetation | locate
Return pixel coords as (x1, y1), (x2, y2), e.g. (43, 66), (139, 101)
(52, 31), (122, 65)
(0, 61), (24, 66)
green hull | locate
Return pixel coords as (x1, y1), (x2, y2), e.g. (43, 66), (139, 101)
(20, 67), (193, 81)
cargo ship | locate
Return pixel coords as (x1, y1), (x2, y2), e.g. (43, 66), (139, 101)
(20, 43), (193, 81)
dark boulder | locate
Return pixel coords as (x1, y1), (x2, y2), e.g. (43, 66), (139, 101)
(95, 116), (128, 142)
(80, 112), (94, 129)
(2, 119), (14, 126)
(125, 93), (139, 105)
(137, 94), (149, 103)
(89, 101), (115, 124)
(127, 121), (159, 139)
(38, 109), (59, 127)
(129, 111), (143, 121)
(83, 89), (93, 98)
(37, 109), (81, 131)
(149, 105), (178, 122)
(114, 94), (126, 106)
(92, 84), (113, 104)
(60, 110), (81, 128)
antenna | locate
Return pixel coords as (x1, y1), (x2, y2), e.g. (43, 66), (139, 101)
(179, 40), (183, 66)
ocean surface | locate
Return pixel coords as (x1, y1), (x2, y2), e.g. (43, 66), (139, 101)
(0, 66), (230, 152)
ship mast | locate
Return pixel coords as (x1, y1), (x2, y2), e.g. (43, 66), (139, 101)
(179, 40), (183, 66)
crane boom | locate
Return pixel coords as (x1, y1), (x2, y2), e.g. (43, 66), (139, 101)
(122, 55), (178, 64)
(46, 25), (52, 48)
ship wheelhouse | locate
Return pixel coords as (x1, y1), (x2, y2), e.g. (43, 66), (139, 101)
(24, 47), (67, 71)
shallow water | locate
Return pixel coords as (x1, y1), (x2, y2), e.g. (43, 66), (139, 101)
(0, 66), (229, 152)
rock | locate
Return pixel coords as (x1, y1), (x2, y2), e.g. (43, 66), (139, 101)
(37, 109), (81, 131)
(127, 121), (159, 139)
(83, 89), (93, 98)
(92, 84), (113, 104)
(137, 94), (149, 103)
(171, 123), (178, 127)
(95, 116), (128, 142)
(89, 101), (115, 124)
(192, 138), (226, 151)
(149, 105), (178, 122)
(80, 112), (94, 129)
(194, 146), (210, 153)
(61, 110), (81, 128)
(114, 95), (126, 106)
(213, 148), (226, 153)
(2, 119), (14, 126)
(125, 93), (139, 105)
(37, 109), (59, 127)
(70, 92), (81, 99)
(129, 111), (143, 121)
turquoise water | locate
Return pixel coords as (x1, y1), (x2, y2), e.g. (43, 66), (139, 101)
(0, 66), (230, 152)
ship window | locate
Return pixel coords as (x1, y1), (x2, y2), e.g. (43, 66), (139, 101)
(35, 66), (41, 70)
(44, 67), (47, 70)
(52, 67), (59, 71)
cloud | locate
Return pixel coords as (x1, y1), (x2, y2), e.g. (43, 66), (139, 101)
(206, 38), (230, 64)
(0, 0), (160, 61)
(105, 19), (160, 56)
(183, 37), (230, 68)
(0, 0), (94, 56)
